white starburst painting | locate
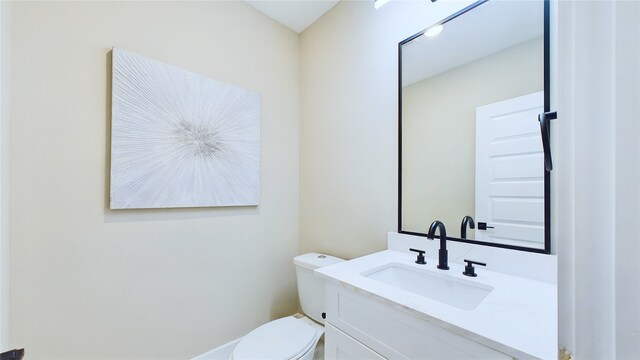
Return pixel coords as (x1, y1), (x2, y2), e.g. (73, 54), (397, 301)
(110, 48), (260, 209)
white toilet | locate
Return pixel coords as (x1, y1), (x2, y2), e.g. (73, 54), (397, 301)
(230, 253), (344, 360)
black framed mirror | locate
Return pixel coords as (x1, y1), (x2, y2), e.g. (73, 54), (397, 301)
(398, 0), (551, 254)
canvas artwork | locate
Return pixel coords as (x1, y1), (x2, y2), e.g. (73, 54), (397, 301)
(110, 48), (260, 209)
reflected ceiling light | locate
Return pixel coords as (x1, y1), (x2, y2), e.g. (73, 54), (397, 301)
(374, 0), (391, 9)
(423, 24), (443, 37)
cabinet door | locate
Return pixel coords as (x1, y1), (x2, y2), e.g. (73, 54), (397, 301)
(326, 283), (515, 359)
(325, 323), (386, 360)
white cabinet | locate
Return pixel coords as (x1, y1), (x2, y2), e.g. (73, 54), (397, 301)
(325, 323), (386, 360)
(324, 283), (514, 360)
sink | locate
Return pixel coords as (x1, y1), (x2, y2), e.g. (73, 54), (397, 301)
(362, 263), (493, 310)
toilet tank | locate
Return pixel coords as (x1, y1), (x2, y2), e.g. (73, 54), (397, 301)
(293, 253), (344, 324)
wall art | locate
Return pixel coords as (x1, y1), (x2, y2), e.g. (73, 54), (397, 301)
(110, 48), (260, 209)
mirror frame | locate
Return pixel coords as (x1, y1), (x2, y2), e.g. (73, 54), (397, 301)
(397, 0), (551, 254)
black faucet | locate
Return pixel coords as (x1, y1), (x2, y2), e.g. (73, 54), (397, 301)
(427, 220), (449, 270)
(460, 215), (475, 239)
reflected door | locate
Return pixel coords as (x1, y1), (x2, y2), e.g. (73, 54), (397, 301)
(475, 92), (544, 247)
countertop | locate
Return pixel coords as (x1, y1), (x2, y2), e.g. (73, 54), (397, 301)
(316, 249), (557, 359)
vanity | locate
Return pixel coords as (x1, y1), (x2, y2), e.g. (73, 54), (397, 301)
(316, 233), (557, 359)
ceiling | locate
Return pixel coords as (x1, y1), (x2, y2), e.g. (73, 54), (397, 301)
(244, 0), (340, 34)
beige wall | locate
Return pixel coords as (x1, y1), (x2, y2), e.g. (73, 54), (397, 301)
(9, 2), (299, 358)
(401, 38), (543, 235)
(299, 0), (476, 258)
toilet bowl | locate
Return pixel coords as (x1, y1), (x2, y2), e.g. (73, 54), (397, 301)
(230, 253), (344, 360)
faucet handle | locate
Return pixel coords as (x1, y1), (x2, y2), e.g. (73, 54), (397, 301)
(463, 259), (487, 277)
(477, 222), (494, 230)
(409, 248), (426, 265)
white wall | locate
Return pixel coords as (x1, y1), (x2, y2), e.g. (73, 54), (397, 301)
(0, 0), (9, 352)
(613, 2), (640, 357)
(8, 2), (300, 358)
(300, 0), (475, 258)
(556, 0), (640, 358)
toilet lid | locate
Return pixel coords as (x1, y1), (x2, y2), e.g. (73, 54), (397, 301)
(232, 317), (319, 360)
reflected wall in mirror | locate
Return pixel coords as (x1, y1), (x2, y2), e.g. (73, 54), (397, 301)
(399, 0), (550, 253)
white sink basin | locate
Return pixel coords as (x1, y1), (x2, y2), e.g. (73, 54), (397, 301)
(362, 263), (494, 310)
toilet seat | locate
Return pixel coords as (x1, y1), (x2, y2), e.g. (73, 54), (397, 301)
(231, 316), (321, 360)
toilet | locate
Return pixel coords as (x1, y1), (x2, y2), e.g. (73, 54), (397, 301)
(230, 253), (344, 360)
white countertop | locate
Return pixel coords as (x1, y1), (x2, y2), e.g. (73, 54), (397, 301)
(316, 249), (557, 359)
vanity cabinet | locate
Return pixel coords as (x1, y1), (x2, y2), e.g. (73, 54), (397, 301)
(324, 283), (514, 360)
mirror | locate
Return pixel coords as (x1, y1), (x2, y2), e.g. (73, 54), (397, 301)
(399, 0), (550, 253)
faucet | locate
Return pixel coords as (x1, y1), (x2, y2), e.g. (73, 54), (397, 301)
(460, 215), (475, 239)
(427, 220), (449, 270)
